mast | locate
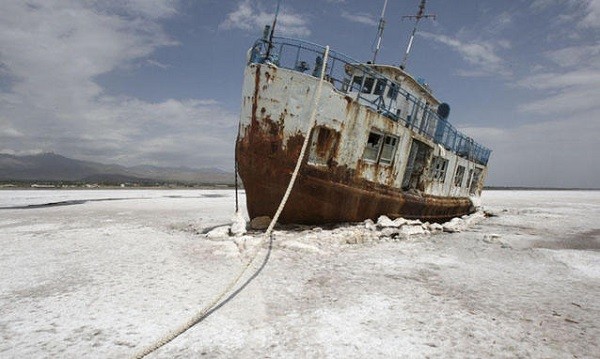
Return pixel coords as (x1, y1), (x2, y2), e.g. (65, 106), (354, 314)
(400, 0), (436, 69)
(372, 0), (389, 63)
(265, 0), (282, 60)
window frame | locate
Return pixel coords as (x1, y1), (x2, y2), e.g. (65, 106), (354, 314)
(362, 130), (399, 166)
(362, 130), (384, 162)
(373, 79), (387, 96)
(387, 82), (399, 100)
(454, 165), (466, 187)
(350, 76), (363, 92)
(430, 156), (449, 183)
(361, 77), (375, 94)
(379, 134), (399, 165)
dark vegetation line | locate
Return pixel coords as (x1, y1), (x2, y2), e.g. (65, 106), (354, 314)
(0, 194), (228, 210)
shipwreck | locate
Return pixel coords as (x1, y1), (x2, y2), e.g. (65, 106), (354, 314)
(235, 0), (491, 224)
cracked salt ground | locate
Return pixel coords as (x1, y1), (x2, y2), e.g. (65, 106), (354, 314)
(0, 189), (599, 358)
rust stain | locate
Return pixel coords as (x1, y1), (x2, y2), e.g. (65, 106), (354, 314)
(314, 127), (339, 159)
(237, 114), (472, 224)
(251, 66), (260, 124)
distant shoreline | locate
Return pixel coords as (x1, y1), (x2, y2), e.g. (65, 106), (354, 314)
(0, 183), (597, 191)
(0, 183), (237, 190)
(484, 186), (599, 191)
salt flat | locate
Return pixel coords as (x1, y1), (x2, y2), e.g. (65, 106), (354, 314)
(0, 189), (598, 358)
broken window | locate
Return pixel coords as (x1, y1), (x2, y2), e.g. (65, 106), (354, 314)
(430, 156), (449, 182)
(454, 165), (466, 187)
(362, 77), (375, 94)
(401, 139), (432, 191)
(363, 131), (400, 165)
(363, 131), (383, 161)
(469, 168), (482, 195)
(379, 135), (399, 165)
(350, 76), (363, 92)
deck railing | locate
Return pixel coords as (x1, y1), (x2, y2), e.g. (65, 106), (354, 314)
(249, 37), (491, 166)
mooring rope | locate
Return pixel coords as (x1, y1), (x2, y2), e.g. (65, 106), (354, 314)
(131, 46), (331, 359)
(265, 46), (330, 236)
(131, 244), (263, 359)
(234, 139), (240, 213)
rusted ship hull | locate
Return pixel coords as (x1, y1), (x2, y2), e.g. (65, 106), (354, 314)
(237, 38), (490, 225)
(237, 127), (473, 224)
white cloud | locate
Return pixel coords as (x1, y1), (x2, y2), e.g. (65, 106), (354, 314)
(461, 115), (600, 188)
(0, 118), (23, 138)
(0, 1), (178, 110)
(545, 44), (600, 68)
(219, 0), (310, 37)
(112, 0), (178, 19)
(341, 11), (377, 27)
(530, 0), (600, 29)
(517, 77), (599, 115)
(517, 44), (600, 115)
(146, 59), (171, 69)
(0, 0), (237, 168)
(530, 0), (556, 11)
(581, 0), (600, 28)
(84, 98), (237, 166)
(419, 32), (510, 77)
(518, 70), (600, 91)
(485, 12), (513, 34)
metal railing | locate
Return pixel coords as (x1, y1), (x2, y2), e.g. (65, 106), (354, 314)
(249, 37), (491, 166)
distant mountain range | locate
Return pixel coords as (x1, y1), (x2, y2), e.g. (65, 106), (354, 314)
(0, 153), (235, 185)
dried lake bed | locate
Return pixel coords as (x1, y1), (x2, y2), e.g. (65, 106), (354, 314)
(0, 189), (598, 358)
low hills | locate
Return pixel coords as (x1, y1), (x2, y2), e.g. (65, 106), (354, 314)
(0, 153), (234, 186)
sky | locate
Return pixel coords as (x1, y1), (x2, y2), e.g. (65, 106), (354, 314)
(0, 0), (598, 188)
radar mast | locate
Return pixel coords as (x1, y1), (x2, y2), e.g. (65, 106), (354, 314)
(372, 0), (389, 63)
(400, 0), (436, 69)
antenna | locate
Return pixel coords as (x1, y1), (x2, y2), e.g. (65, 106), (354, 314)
(265, 0), (282, 60)
(400, 0), (436, 69)
(372, 0), (389, 63)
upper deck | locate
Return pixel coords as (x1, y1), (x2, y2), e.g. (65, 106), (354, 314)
(248, 37), (491, 166)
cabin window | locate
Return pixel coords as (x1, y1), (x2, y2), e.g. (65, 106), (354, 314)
(454, 165), (466, 187)
(430, 156), (449, 182)
(363, 131), (383, 161)
(469, 168), (483, 195)
(467, 169), (474, 187)
(373, 79), (386, 96)
(379, 135), (399, 165)
(351, 76), (363, 92)
(362, 77), (375, 94)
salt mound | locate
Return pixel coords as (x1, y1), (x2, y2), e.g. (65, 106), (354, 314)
(230, 211), (247, 236)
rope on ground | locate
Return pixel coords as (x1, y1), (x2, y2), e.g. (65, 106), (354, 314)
(131, 46), (330, 359)
(131, 247), (259, 359)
